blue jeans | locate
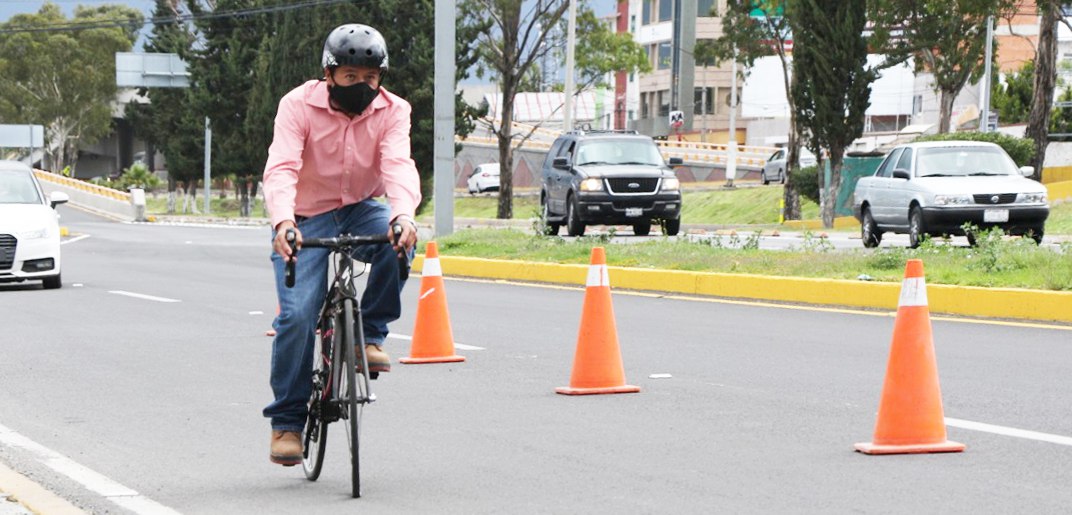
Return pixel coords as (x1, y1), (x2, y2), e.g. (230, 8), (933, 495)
(263, 200), (410, 432)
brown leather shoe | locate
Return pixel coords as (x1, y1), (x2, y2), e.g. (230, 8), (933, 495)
(359, 344), (391, 373)
(270, 430), (302, 466)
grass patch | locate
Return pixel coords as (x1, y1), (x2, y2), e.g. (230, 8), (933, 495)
(424, 228), (1072, 291)
(145, 195), (266, 218)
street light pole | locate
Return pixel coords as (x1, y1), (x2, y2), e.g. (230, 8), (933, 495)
(980, 15), (995, 133)
(563, 0), (577, 131)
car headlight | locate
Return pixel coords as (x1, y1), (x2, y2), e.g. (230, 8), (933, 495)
(579, 178), (604, 192)
(20, 227), (49, 239)
(1017, 192), (1047, 204)
(661, 178), (680, 191)
(934, 194), (972, 206)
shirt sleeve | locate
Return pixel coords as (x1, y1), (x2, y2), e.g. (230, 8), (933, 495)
(262, 93), (306, 229)
(379, 101), (422, 221)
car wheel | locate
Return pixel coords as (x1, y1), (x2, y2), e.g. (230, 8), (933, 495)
(42, 273), (61, 290)
(965, 230), (978, 247)
(662, 218), (681, 236)
(566, 196), (585, 237)
(542, 200), (560, 236)
(1030, 229), (1044, 245)
(632, 221), (651, 236)
(762, 171), (770, 186)
(908, 206), (926, 248)
(779, 170), (786, 184)
(861, 207), (881, 248)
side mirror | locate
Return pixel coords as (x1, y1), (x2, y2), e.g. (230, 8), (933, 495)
(1019, 165), (1035, 177)
(49, 191), (69, 208)
(892, 169), (910, 180)
(668, 157), (684, 166)
(553, 156), (570, 169)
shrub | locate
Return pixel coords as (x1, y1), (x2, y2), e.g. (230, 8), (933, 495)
(790, 165), (820, 205)
(913, 131), (1035, 167)
(116, 162), (162, 192)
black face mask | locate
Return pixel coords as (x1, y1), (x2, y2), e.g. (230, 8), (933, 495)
(328, 82), (380, 115)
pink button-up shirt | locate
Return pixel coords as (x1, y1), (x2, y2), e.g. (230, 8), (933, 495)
(262, 79), (421, 229)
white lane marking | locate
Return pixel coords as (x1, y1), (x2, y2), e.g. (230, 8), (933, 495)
(945, 417), (1072, 446)
(108, 291), (181, 303)
(249, 311), (264, 315)
(649, 374), (673, 379)
(0, 422), (181, 514)
(60, 234), (91, 245)
(387, 333), (485, 350)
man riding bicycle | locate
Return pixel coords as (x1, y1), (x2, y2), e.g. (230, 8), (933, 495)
(262, 23), (420, 466)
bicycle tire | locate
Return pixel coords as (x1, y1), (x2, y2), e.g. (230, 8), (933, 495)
(341, 299), (362, 498)
(302, 315), (332, 480)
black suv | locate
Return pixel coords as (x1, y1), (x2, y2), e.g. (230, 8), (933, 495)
(540, 130), (683, 236)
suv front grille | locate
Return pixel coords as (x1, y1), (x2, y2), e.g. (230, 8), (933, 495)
(0, 234), (16, 271)
(606, 178), (659, 195)
(972, 193), (1017, 205)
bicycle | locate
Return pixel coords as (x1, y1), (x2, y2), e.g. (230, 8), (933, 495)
(283, 225), (407, 498)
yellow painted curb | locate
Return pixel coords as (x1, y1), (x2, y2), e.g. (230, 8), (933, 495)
(0, 460), (86, 515)
(411, 255), (1072, 324)
(1047, 180), (1072, 203)
(781, 216), (859, 230)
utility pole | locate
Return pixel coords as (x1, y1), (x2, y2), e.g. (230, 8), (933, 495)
(563, 0), (578, 131)
(434, 0), (456, 236)
(204, 117), (211, 214)
(980, 15), (995, 133)
(725, 46), (738, 188)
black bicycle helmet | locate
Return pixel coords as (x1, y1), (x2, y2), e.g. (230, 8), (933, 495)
(321, 24), (389, 73)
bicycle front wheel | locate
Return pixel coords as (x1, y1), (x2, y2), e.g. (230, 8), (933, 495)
(341, 299), (362, 498)
(302, 314), (332, 480)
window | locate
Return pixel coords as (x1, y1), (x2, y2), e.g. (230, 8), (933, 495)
(694, 87), (714, 115)
(630, 14), (636, 33)
(658, 90), (670, 117)
(876, 149), (903, 178)
(895, 148), (913, 172)
(642, 0), (651, 25)
(658, 0), (672, 22)
(641, 92), (650, 119)
(698, 0), (715, 17)
(657, 42), (672, 70)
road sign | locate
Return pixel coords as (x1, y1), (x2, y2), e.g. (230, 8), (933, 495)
(0, 124), (44, 148)
(116, 52), (190, 88)
(669, 110), (684, 129)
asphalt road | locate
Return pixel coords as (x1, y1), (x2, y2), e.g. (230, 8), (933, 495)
(1, 206), (1071, 514)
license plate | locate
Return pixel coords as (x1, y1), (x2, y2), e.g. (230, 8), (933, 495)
(625, 207), (643, 217)
(984, 209), (1009, 223)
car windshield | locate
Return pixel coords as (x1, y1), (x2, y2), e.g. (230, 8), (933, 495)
(576, 140), (665, 166)
(915, 146), (1019, 178)
(0, 170), (41, 204)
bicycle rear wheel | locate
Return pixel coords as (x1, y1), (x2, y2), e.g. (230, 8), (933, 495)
(341, 299), (362, 498)
(302, 315), (332, 480)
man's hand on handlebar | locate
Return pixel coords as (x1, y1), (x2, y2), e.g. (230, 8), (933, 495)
(389, 216), (418, 256)
(274, 220), (302, 262)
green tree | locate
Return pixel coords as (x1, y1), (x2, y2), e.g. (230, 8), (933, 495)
(887, 0), (1018, 133)
(992, 60), (1035, 125)
(697, 0), (806, 220)
(459, 0), (651, 219)
(789, 0), (875, 228)
(0, 3), (143, 173)
(126, 0), (204, 214)
(1026, 0), (1062, 179)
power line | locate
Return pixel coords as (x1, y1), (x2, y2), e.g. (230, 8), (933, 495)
(0, 0), (357, 34)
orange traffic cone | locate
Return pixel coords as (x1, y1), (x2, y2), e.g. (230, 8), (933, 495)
(855, 259), (964, 455)
(556, 247), (639, 395)
(401, 241), (465, 364)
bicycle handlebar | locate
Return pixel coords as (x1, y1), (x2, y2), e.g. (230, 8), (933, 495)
(284, 223), (409, 289)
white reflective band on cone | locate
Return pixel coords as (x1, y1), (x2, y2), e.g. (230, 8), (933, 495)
(423, 257), (442, 277)
(586, 264), (610, 288)
(898, 277), (928, 307)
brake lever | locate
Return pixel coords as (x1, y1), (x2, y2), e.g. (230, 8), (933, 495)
(284, 228), (297, 288)
(391, 223), (410, 282)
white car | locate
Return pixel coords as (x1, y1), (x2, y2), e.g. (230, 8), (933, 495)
(852, 141), (1048, 248)
(467, 163), (500, 194)
(762, 147), (816, 185)
(0, 161), (68, 289)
